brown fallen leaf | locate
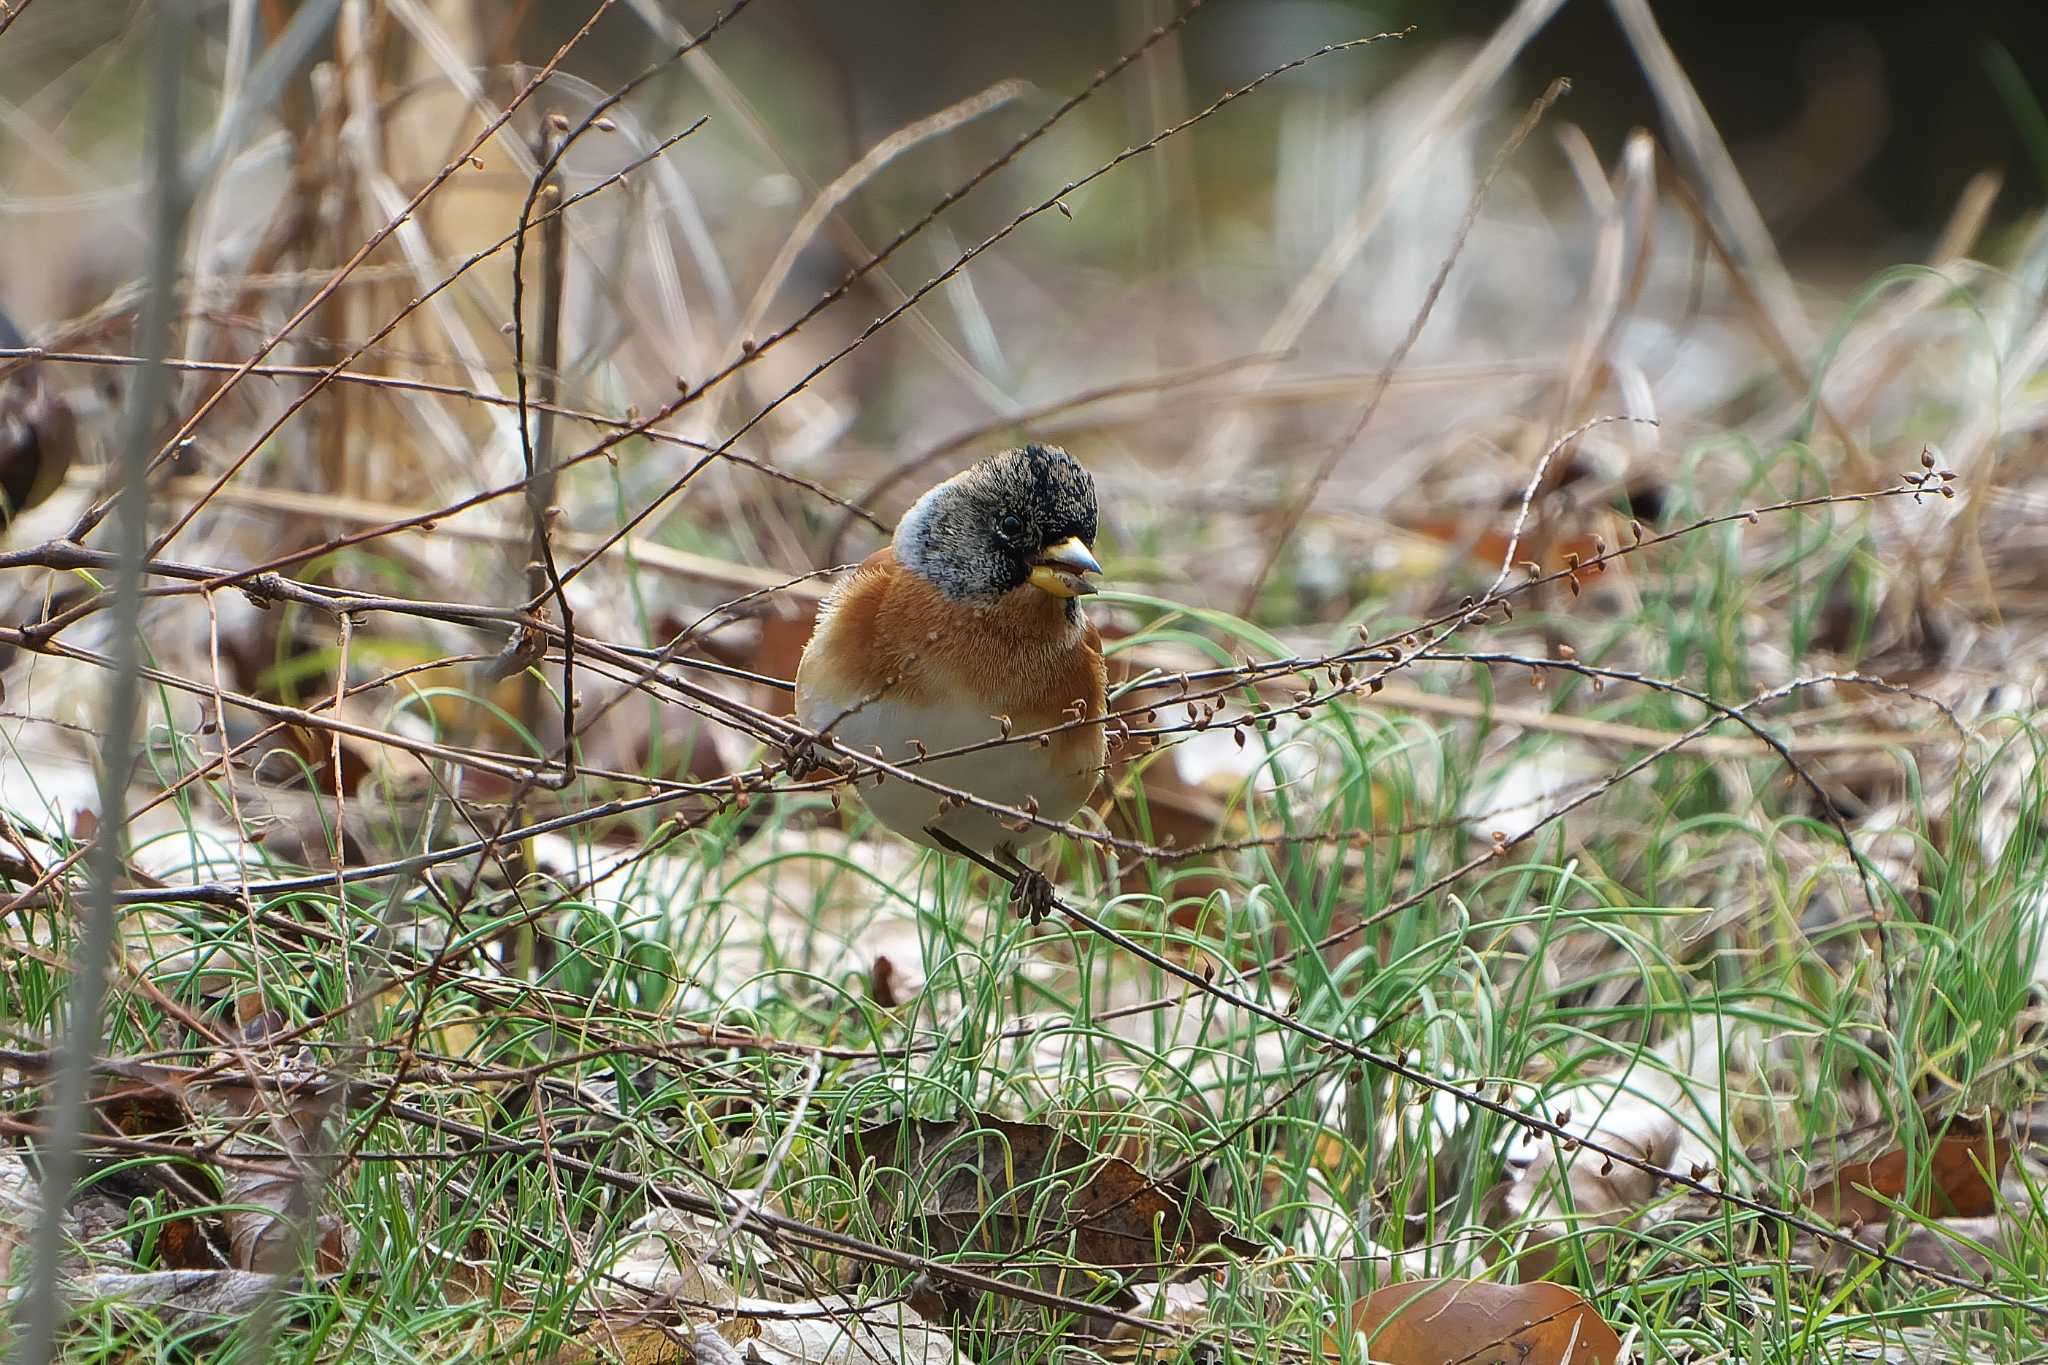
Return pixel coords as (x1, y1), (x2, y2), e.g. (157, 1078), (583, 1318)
(218, 1082), (349, 1275)
(89, 1073), (195, 1145)
(152, 1214), (230, 1272)
(549, 1294), (966, 1364)
(60, 1074), (227, 1270)
(1804, 1111), (2009, 1228)
(220, 1161), (348, 1275)
(1336, 1277), (1622, 1365)
(847, 1112), (1257, 1292)
(542, 1325), (695, 1365)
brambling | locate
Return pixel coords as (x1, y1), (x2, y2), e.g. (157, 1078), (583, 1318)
(0, 308), (74, 520)
(795, 444), (1107, 920)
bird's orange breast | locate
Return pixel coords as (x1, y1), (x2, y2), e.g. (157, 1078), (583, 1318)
(796, 547), (1108, 798)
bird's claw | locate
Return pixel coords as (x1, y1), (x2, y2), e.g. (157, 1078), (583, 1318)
(1009, 867), (1056, 924)
(781, 734), (846, 780)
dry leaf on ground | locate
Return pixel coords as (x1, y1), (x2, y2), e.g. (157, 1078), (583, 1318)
(543, 1323), (702, 1365)
(592, 1209), (741, 1312)
(1804, 1111), (2010, 1228)
(217, 1080), (349, 1274)
(1338, 1277), (1622, 1365)
(848, 1111), (1257, 1289)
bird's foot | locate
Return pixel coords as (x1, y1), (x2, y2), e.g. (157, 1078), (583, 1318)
(923, 827), (1061, 924)
(780, 732), (845, 780)
(996, 844), (1057, 924)
(1009, 867), (1055, 923)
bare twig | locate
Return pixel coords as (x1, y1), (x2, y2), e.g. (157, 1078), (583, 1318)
(510, 121), (576, 790)
(554, 27), (1413, 592)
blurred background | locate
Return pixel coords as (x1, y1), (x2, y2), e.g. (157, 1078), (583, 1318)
(8, 0), (2047, 311)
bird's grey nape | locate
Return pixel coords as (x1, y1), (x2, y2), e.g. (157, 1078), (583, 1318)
(893, 473), (1011, 601)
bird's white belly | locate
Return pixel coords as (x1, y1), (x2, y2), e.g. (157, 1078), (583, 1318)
(798, 694), (1084, 857)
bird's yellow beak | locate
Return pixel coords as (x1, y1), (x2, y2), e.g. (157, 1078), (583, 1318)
(1027, 536), (1102, 598)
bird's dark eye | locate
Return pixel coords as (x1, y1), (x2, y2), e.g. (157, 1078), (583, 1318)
(997, 513), (1025, 543)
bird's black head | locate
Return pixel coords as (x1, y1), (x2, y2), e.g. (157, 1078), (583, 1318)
(894, 444), (1101, 604)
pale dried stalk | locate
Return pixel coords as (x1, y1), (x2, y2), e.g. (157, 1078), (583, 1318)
(14, 4), (193, 1361)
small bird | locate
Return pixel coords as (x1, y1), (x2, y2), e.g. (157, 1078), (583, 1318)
(0, 308), (75, 521)
(795, 444), (1107, 919)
